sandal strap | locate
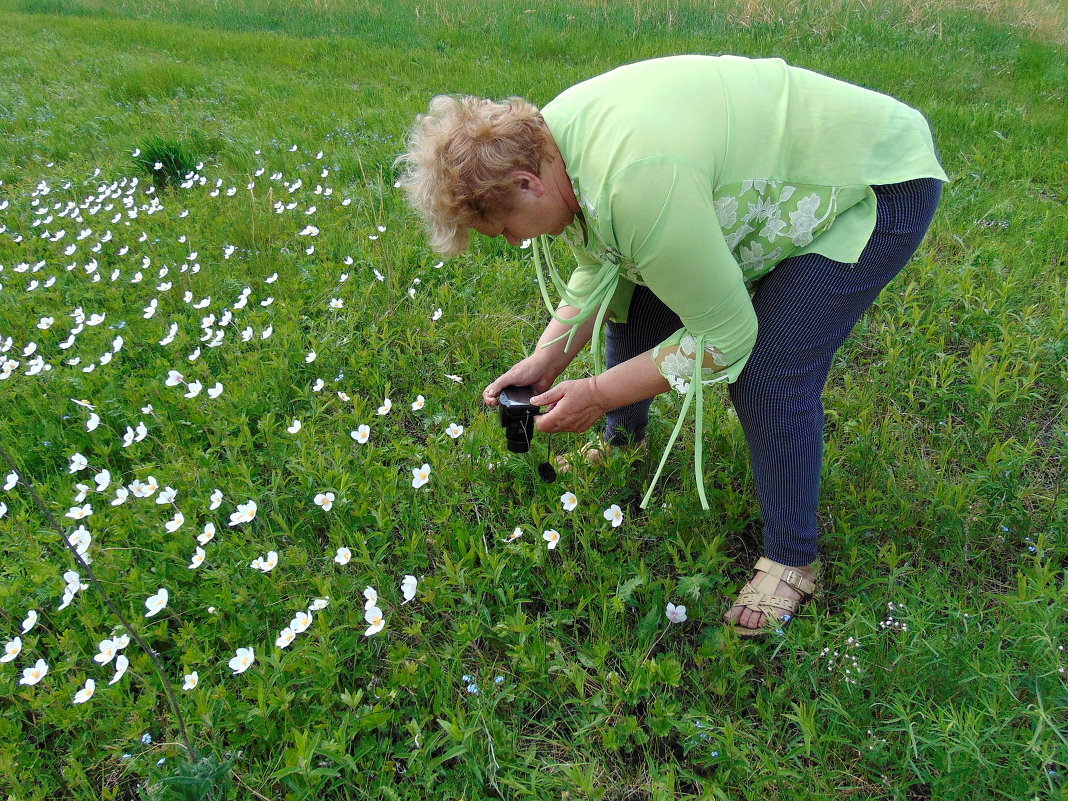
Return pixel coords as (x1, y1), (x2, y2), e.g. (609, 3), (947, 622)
(753, 557), (818, 596)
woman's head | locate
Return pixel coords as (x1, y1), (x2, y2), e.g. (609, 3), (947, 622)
(396, 94), (554, 256)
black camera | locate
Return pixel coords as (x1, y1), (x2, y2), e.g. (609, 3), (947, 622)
(498, 385), (542, 453)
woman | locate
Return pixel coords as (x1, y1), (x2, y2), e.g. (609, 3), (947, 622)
(397, 55), (947, 636)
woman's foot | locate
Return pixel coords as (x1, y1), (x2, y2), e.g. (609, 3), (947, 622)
(723, 557), (819, 636)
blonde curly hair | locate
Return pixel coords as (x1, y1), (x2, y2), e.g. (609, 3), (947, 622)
(395, 94), (553, 256)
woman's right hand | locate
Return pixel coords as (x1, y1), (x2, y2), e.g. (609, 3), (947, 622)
(482, 356), (560, 407)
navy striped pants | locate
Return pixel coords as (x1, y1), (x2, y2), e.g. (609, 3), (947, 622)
(604, 178), (943, 566)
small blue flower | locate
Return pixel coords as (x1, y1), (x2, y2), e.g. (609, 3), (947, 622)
(141, 733), (152, 745)
(156, 757), (166, 766)
(461, 674), (472, 683)
(711, 750), (719, 757)
(466, 683), (479, 695)
(121, 753), (132, 760)
(775, 628), (785, 637)
(781, 614), (792, 622)
(494, 676), (504, 684)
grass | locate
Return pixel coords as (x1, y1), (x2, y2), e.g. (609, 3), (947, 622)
(0, 0), (1064, 799)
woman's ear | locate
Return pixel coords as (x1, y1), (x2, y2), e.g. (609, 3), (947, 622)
(511, 170), (544, 195)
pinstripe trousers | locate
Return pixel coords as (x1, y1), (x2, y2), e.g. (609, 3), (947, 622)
(604, 178), (943, 566)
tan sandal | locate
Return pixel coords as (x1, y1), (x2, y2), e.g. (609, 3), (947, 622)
(727, 557), (819, 638)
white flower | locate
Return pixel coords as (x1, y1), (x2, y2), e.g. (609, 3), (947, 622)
(411, 395), (425, 411)
(329, 298), (344, 309)
(188, 546), (206, 569)
(445, 423), (464, 439)
(290, 611), (313, 634)
(229, 500), (257, 526)
(275, 627), (296, 649)
(666, 602), (688, 624)
(309, 598), (330, 611)
(432, 308), (442, 321)
(20, 658), (48, 686)
(401, 575), (418, 604)
(144, 588), (169, 617)
(1, 636), (22, 662)
(2, 472), (16, 491)
(286, 419), (301, 434)
(164, 511), (185, 533)
(209, 489), (223, 510)
(314, 492), (335, 511)
(229, 647), (255, 674)
(503, 526), (523, 543)
(109, 655), (129, 685)
(363, 586), (378, 610)
(93, 470), (110, 492)
(111, 487), (129, 507)
(68, 453), (88, 473)
(351, 424), (370, 444)
(334, 547), (351, 565)
(377, 398), (392, 415)
(66, 504), (92, 520)
(93, 638), (117, 665)
(0, 502), (6, 519)
(305, 351), (316, 363)
(603, 504), (624, 528)
(444, 374), (463, 384)
(156, 486), (177, 505)
(86, 413), (100, 432)
(543, 529), (560, 550)
(560, 492), (578, 512)
(21, 610), (38, 633)
(182, 671), (199, 690)
(411, 463), (431, 489)
(184, 380), (202, 398)
(72, 678), (96, 704)
(165, 369), (184, 387)
(364, 606), (385, 636)
(207, 382), (224, 399)
(312, 378), (325, 392)
(251, 550), (278, 572)
(198, 522), (216, 545)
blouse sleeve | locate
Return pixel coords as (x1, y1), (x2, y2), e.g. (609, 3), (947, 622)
(605, 159), (758, 393)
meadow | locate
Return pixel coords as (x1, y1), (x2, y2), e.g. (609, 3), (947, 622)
(0, 0), (1064, 799)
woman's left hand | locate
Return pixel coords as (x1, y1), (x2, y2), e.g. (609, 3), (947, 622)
(530, 378), (606, 434)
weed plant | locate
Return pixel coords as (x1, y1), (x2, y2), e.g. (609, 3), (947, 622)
(0, 1), (1064, 799)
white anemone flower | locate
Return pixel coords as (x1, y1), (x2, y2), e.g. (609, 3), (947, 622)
(401, 575), (418, 604)
(72, 678), (96, 704)
(228, 647), (255, 674)
(290, 611), (313, 634)
(503, 526), (523, 543)
(198, 523), (216, 545)
(665, 602), (688, 624)
(309, 598), (330, 611)
(411, 463), (431, 489)
(68, 453), (88, 473)
(209, 489), (223, 510)
(351, 424), (370, 444)
(164, 511), (185, 533)
(108, 654), (129, 685)
(182, 671), (198, 690)
(543, 530), (561, 550)
(286, 419), (301, 434)
(144, 588), (169, 617)
(334, 547), (351, 565)
(93, 638), (117, 665)
(188, 546), (206, 569)
(156, 486), (177, 505)
(2, 471), (16, 491)
(445, 423), (464, 439)
(207, 382), (224, 398)
(363, 586), (378, 610)
(1, 636), (22, 662)
(377, 398), (391, 415)
(251, 550), (278, 572)
(314, 492), (335, 511)
(364, 606), (385, 637)
(560, 492), (578, 512)
(603, 504), (624, 528)
(20, 659), (48, 686)
(229, 500), (257, 526)
(111, 487), (129, 506)
(275, 627), (296, 649)
(411, 395), (425, 411)
(21, 610), (38, 633)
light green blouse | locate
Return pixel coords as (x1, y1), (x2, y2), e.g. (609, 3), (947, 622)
(533, 55), (948, 508)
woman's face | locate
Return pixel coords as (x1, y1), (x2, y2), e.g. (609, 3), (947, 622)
(472, 170), (576, 246)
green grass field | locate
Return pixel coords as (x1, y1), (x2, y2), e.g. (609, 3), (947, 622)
(0, 1), (1064, 799)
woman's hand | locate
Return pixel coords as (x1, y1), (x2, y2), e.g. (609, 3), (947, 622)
(483, 356), (560, 407)
(530, 378), (607, 434)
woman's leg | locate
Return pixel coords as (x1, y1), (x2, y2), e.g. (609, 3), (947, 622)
(603, 284), (683, 447)
(725, 178), (943, 630)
